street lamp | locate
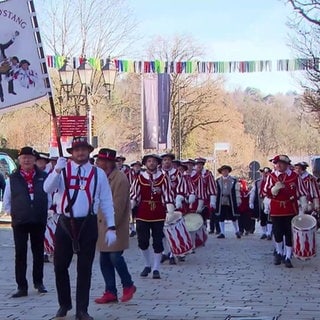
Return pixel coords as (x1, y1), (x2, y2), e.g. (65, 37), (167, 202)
(58, 59), (75, 100)
(77, 59), (94, 144)
(102, 57), (117, 100)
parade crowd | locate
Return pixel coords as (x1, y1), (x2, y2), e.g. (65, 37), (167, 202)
(2, 137), (320, 320)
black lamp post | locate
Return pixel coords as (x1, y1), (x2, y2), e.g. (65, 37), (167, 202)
(102, 57), (117, 100)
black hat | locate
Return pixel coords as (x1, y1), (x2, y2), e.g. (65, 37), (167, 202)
(294, 161), (309, 169)
(116, 155), (126, 162)
(94, 148), (117, 161)
(194, 157), (206, 164)
(36, 152), (50, 163)
(161, 153), (175, 160)
(259, 167), (272, 173)
(218, 165), (232, 174)
(66, 137), (94, 154)
(19, 59), (30, 66)
(131, 160), (142, 167)
(18, 146), (37, 157)
(142, 154), (162, 166)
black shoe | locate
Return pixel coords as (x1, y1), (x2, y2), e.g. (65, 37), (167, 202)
(0, 97), (4, 102)
(169, 257), (176, 265)
(209, 230), (214, 234)
(9, 91), (17, 95)
(75, 311), (93, 320)
(140, 266), (151, 277)
(44, 254), (50, 263)
(267, 235), (272, 241)
(178, 256), (185, 262)
(34, 284), (47, 293)
(152, 270), (161, 279)
(260, 234), (267, 239)
(245, 231), (249, 236)
(235, 232), (241, 239)
(284, 258), (293, 268)
(160, 254), (169, 263)
(274, 253), (282, 265)
(11, 289), (28, 298)
(217, 233), (225, 239)
(55, 305), (72, 317)
(129, 230), (136, 237)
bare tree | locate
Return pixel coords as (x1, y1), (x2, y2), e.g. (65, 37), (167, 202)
(286, 0), (320, 130)
(36, 0), (138, 58)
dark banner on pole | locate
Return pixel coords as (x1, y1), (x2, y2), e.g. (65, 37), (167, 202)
(142, 74), (159, 149)
(158, 73), (170, 145)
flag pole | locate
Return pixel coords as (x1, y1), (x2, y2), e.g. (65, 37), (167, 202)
(28, 0), (80, 252)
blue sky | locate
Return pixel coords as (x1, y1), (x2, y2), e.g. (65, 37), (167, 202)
(130, 0), (302, 94)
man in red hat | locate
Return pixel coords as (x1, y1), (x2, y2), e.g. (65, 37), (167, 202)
(94, 148), (136, 304)
(44, 137), (116, 320)
(263, 155), (308, 268)
(130, 154), (175, 279)
(215, 165), (242, 239)
(3, 146), (48, 298)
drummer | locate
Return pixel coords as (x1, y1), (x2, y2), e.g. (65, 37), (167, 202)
(262, 155), (308, 268)
(130, 154), (175, 279)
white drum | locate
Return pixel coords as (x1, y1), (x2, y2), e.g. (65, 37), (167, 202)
(292, 214), (317, 260)
(184, 213), (208, 248)
(163, 215), (193, 257)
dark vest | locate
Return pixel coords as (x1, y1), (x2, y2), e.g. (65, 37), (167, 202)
(10, 167), (48, 227)
(216, 176), (239, 216)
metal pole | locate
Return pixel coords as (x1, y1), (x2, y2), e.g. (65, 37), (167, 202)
(86, 86), (92, 144)
(178, 86), (182, 159)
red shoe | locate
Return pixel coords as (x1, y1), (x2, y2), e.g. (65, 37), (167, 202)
(94, 291), (118, 304)
(120, 285), (136, 302)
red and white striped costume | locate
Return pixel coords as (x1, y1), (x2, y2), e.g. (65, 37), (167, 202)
(200, 168), (217, 208)
(300, 172), (320, 211)
(130, 170), (174, 222)
(263, 169), (308, 217)
(186, 170), (206, 213)
(162, 167), (182, 195)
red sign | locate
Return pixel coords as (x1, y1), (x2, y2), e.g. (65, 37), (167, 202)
(57, 116), (88, 137)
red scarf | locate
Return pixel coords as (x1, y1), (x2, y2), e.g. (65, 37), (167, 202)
(20, 169), (35, 194)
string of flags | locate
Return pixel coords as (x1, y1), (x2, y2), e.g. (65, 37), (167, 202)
(46, 55), (319, 74)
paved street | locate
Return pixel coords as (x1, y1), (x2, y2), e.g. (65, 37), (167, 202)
(1, 222), (320, 320)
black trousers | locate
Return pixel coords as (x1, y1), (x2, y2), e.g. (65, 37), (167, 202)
(136, 220), (164, 253)
(54, 215), (97, 314)
(209, 210), (221, 233)
(219, 205), (237, 222)
(272, 215), (293, 246)
(12, 223), (46, 290)
(0, 74), (3, 100)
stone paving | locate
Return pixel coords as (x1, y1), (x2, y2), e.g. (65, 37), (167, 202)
(1, 222), (320, 320)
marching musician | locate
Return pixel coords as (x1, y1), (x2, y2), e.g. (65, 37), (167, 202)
(194, 157), (219, 234)
(130, 154), (175, 279)
(294, 162), (320, 214)
(128, 160), (142, 237)
(263, 155), (308, 268)
(249, 167), (273, 240)
(43, 137), (116, 320)
(160, 153), (181, 264)
(215, 165), (242, 239)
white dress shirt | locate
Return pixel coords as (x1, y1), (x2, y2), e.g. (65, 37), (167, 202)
(43, 160), (115, 226)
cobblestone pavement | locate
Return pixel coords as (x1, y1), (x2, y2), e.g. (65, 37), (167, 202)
(1, 222), (320, 320)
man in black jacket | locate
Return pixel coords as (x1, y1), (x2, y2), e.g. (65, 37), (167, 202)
(3, 146), (48, 298)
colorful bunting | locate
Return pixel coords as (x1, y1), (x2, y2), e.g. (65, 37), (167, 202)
(46, 55), (318, 74)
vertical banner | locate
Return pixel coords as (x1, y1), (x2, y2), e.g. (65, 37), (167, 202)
(158, 73), (171, 148)
(142, 74), (159, 149)
(0, 0), (47, 112)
